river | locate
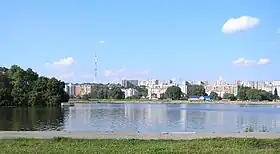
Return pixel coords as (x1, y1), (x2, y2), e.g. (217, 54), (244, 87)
(1, 103), (280, 132)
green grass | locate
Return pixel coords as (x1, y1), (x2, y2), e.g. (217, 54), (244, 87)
(1, 138), (280, 153)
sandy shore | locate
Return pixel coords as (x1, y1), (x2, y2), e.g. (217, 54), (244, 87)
(1, 131), (280, 140)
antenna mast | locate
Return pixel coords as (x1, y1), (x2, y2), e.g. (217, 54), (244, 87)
(94, 52), (98, 83)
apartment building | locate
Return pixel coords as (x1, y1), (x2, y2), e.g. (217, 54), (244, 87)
(146, 81), (188, 99)
(74, 84), (82, 96)
(64, 83), (75, 96)
(204, 77), (238, 97)
(138, 79), (159, 87)
(80, 84), (92, 96)
(121, 88), (138, 98)
(121, 80), (138, 88)
(64, 83), (93, 97)
(204, 84), (238, 97)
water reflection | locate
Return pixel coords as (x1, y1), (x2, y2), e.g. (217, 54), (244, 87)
(64, 104), (280, 132)
(1, 104), (280, 132)
(0, 107), (65, 131)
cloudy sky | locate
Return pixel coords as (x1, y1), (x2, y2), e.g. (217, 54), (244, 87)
(0, 0), (280, 83)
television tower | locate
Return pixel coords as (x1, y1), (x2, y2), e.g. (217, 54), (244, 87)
(94, 52), (98, 83)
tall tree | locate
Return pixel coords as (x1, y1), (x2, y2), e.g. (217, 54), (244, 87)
(187, 85), (206, 96)
(209, 91), (219, 100)
(109, 86), (125, 99)
(165, 86), (182, 100)
(274, 88), (279, 101)
(0, 65), (69, 106)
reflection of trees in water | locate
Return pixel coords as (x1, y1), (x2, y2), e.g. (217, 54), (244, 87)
(0, 107), (65, 131)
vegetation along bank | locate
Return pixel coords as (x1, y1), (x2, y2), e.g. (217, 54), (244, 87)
(73, 84), (279, 103)
(0, 65), (69, 106)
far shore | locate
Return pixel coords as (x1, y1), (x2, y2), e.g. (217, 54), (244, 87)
(69, 99), (280, 105)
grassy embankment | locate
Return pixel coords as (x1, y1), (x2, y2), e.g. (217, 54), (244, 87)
(1, 137), (280, 153)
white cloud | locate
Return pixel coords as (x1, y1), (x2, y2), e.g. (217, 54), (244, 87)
(44, 57), (75, 82)
(99, 40), (105, 44)
(233, 57), (270, 66)
(257, 58), (270, 65)
(232, 57), (256, 65)
(222, 16), (260, 34)
(45, 57), (74, 68)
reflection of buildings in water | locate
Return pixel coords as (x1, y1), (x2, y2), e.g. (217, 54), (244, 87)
(68, 107), (90, 129)
(123, 104), (168, 130)
(145, 104), (168, 125)
(180, 104), (187, 130)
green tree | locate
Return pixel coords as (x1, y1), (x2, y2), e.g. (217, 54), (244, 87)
(165, 86), (182, 100)
(246, 89), (261, 100)
(223, 93), (237, 101)
(222, 93), (230, 99)
(274, 88), (279, 100)
(228, 94), (237, 101)
(237, 85), (249, 100)
(135, 86), (148, 98)
(109, 86), (125, 99)
(0, 65), (69, 106)
(159, 93), (167, 99)
(236, 85), (274, 101)
(187, 85), (207, 96)
(209, 91), (219, 100)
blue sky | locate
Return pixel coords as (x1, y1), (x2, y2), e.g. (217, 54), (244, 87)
(0, 0), (280, 83)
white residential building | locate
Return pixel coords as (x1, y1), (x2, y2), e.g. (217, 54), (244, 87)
(64, 83), (75, 96)
(272, 80), (280, 95)
(122, 88), (138, 98)
(80, 84), (92, 96)
(138, 79), (159, 87)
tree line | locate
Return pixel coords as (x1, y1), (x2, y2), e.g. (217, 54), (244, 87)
(163, 85), (279, 101)
(77, 84), (148, 100)
(0, 65), (69, 106)
(163, 85), (209, 100)
(223, 85), (278, 101)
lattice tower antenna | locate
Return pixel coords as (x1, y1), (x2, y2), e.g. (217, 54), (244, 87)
(94, 52), (98, 83)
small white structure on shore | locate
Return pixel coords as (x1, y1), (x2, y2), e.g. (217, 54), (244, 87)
(61, 102), (74, 107)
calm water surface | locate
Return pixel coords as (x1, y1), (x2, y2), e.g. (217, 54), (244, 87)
(1, 103), (280, 132)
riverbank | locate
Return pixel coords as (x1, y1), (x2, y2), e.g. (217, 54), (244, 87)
(69, 99), (280, 105)
(1, 137), (280, 153)
(1, 131), (280, 139)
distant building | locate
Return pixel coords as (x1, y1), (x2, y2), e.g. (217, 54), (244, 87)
(272, 80), (280, 95)
(80, 84), (92, 96)
(74, 84), (82, 96)
(122, 80), (138, 88)
(122, 88), (138, 98)
(64, 83), (75, 96)
(179, 81), (189, 94)
(138, 79), (159, 87)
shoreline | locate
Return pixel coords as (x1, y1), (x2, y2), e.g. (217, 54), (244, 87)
(1, 131), (280, 140)
(69, 99), (280, 105)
